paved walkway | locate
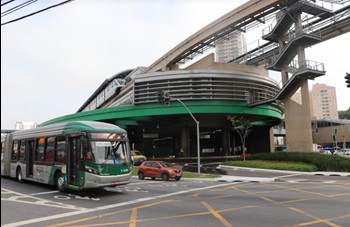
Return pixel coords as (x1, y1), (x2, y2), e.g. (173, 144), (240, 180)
(190, 165), (350, 183)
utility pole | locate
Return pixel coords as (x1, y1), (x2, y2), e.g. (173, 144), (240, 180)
(157, 90), (201, 175)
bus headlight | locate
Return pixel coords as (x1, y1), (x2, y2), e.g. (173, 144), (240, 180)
(85, 167), (100, 175)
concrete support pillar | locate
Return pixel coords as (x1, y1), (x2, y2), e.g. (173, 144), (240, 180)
(281, 68), (289, 85)
(295, 14), (307, 70)
(295, 13), (303, 35)
(284, 80), (313, 151)
(222, 121), (230, 155)
(278, 35), (288, 85)
(181, 126), (190, 157)
(269, 127), (275, 153)
(279, 39), (289, 85)
(283, 11), (313, 152)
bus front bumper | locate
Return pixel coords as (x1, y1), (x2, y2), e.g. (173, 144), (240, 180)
(84, 171), (132, 189)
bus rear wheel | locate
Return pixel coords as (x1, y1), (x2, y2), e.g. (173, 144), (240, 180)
(55, 173), (66, 192)
(16, 168), (23, 183)
(138, 172), (145, 180)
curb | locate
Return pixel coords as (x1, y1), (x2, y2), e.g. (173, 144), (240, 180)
(215, 175), (275, 183)
(217, 165), (350, 177)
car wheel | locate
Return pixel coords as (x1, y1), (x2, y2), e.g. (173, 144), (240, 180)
(161, 173), (169, 181)
(151, 177), (155, 180)
(175, 177), (181, 181)
(138, 172), (145, 180)
(16, 168), (23, 183)
(55, 172), (66, 192)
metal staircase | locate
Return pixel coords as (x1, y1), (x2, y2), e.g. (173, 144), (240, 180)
(248, 0), (331, 107)
(248, 60), (325, 107)
(231, 1), (349, 66)
(262, 1), (332, 42)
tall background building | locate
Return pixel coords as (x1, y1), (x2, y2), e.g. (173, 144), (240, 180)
(15, 121), (38, 130)
(215, 31), (246, 63)
(310, 83), (339, 120)
(291, 85), (339, 120)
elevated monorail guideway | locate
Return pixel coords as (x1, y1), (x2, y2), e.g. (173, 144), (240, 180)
(145, 0), (349, 73)
(145, 0), (296, 73)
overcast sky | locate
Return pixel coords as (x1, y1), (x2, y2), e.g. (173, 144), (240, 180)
(1, 0), (349, 129)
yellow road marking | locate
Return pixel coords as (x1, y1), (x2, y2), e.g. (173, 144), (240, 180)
(129, 208), (137, 227)
(287, 207), (344, 227)
(201, 201), (233, 227)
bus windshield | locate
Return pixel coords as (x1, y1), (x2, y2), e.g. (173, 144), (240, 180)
(89, 140), (129, 164)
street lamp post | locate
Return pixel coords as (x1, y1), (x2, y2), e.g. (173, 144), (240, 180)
(173, 98), (201, 175)
(157, 90), (201, 175)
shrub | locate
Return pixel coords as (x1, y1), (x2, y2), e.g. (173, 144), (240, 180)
(224, 160), (317, 172)
(242, 152), (350, 172)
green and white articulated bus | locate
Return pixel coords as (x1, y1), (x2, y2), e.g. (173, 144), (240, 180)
(1, 121), (133, 192)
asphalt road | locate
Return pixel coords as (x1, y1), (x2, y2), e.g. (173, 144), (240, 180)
(2, 168), (350, 227)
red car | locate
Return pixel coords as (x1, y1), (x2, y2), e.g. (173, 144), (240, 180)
(137, 160), (182, 181)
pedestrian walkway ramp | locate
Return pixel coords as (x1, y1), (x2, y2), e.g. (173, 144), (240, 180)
(265, 33), (322, 71)
(262, 1), (333, 43)
(248, 66), (325, 107)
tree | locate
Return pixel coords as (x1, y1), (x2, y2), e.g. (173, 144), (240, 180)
(338, 107), (350, 120)
(227, 115), (252, 161)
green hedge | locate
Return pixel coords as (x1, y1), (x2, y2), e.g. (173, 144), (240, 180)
(224, 160), (317, 172)
(234, 152), (350, 172)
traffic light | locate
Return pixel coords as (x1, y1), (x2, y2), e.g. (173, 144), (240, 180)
(345, 72), (350, 88)
(163, 92), (170, 105)
(157, 90), (170, 105)
(157, 90), (164, 104)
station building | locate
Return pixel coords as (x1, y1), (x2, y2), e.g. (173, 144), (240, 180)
(42, 55), (283, 158)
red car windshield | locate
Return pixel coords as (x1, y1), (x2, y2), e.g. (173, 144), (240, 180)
(159, 161), (172, 167)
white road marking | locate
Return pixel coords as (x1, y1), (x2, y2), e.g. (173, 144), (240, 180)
(1, 188), (82, 210)
(2, 182), (240, 227)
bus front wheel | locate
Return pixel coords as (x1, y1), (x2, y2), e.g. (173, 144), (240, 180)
(55, 173), (66, 192)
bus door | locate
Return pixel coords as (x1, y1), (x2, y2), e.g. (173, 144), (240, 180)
(26, 140), (34, 177)
(68, 137), (81, 186)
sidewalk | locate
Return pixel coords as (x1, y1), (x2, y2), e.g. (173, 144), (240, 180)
(218, 165), (350, 177)
(188, 165), (350, 183)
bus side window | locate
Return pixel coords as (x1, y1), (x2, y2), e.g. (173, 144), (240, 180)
(56, 137), (66, 163)
(1, 141), (4, 161)
(46, 137), (55, 163)
(19, 140), (26, 161)
(36, 138), (45, 161)
(85, 151), (93, 160)
(11, 141), (19, 161)
(82, 139), (93, 161)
